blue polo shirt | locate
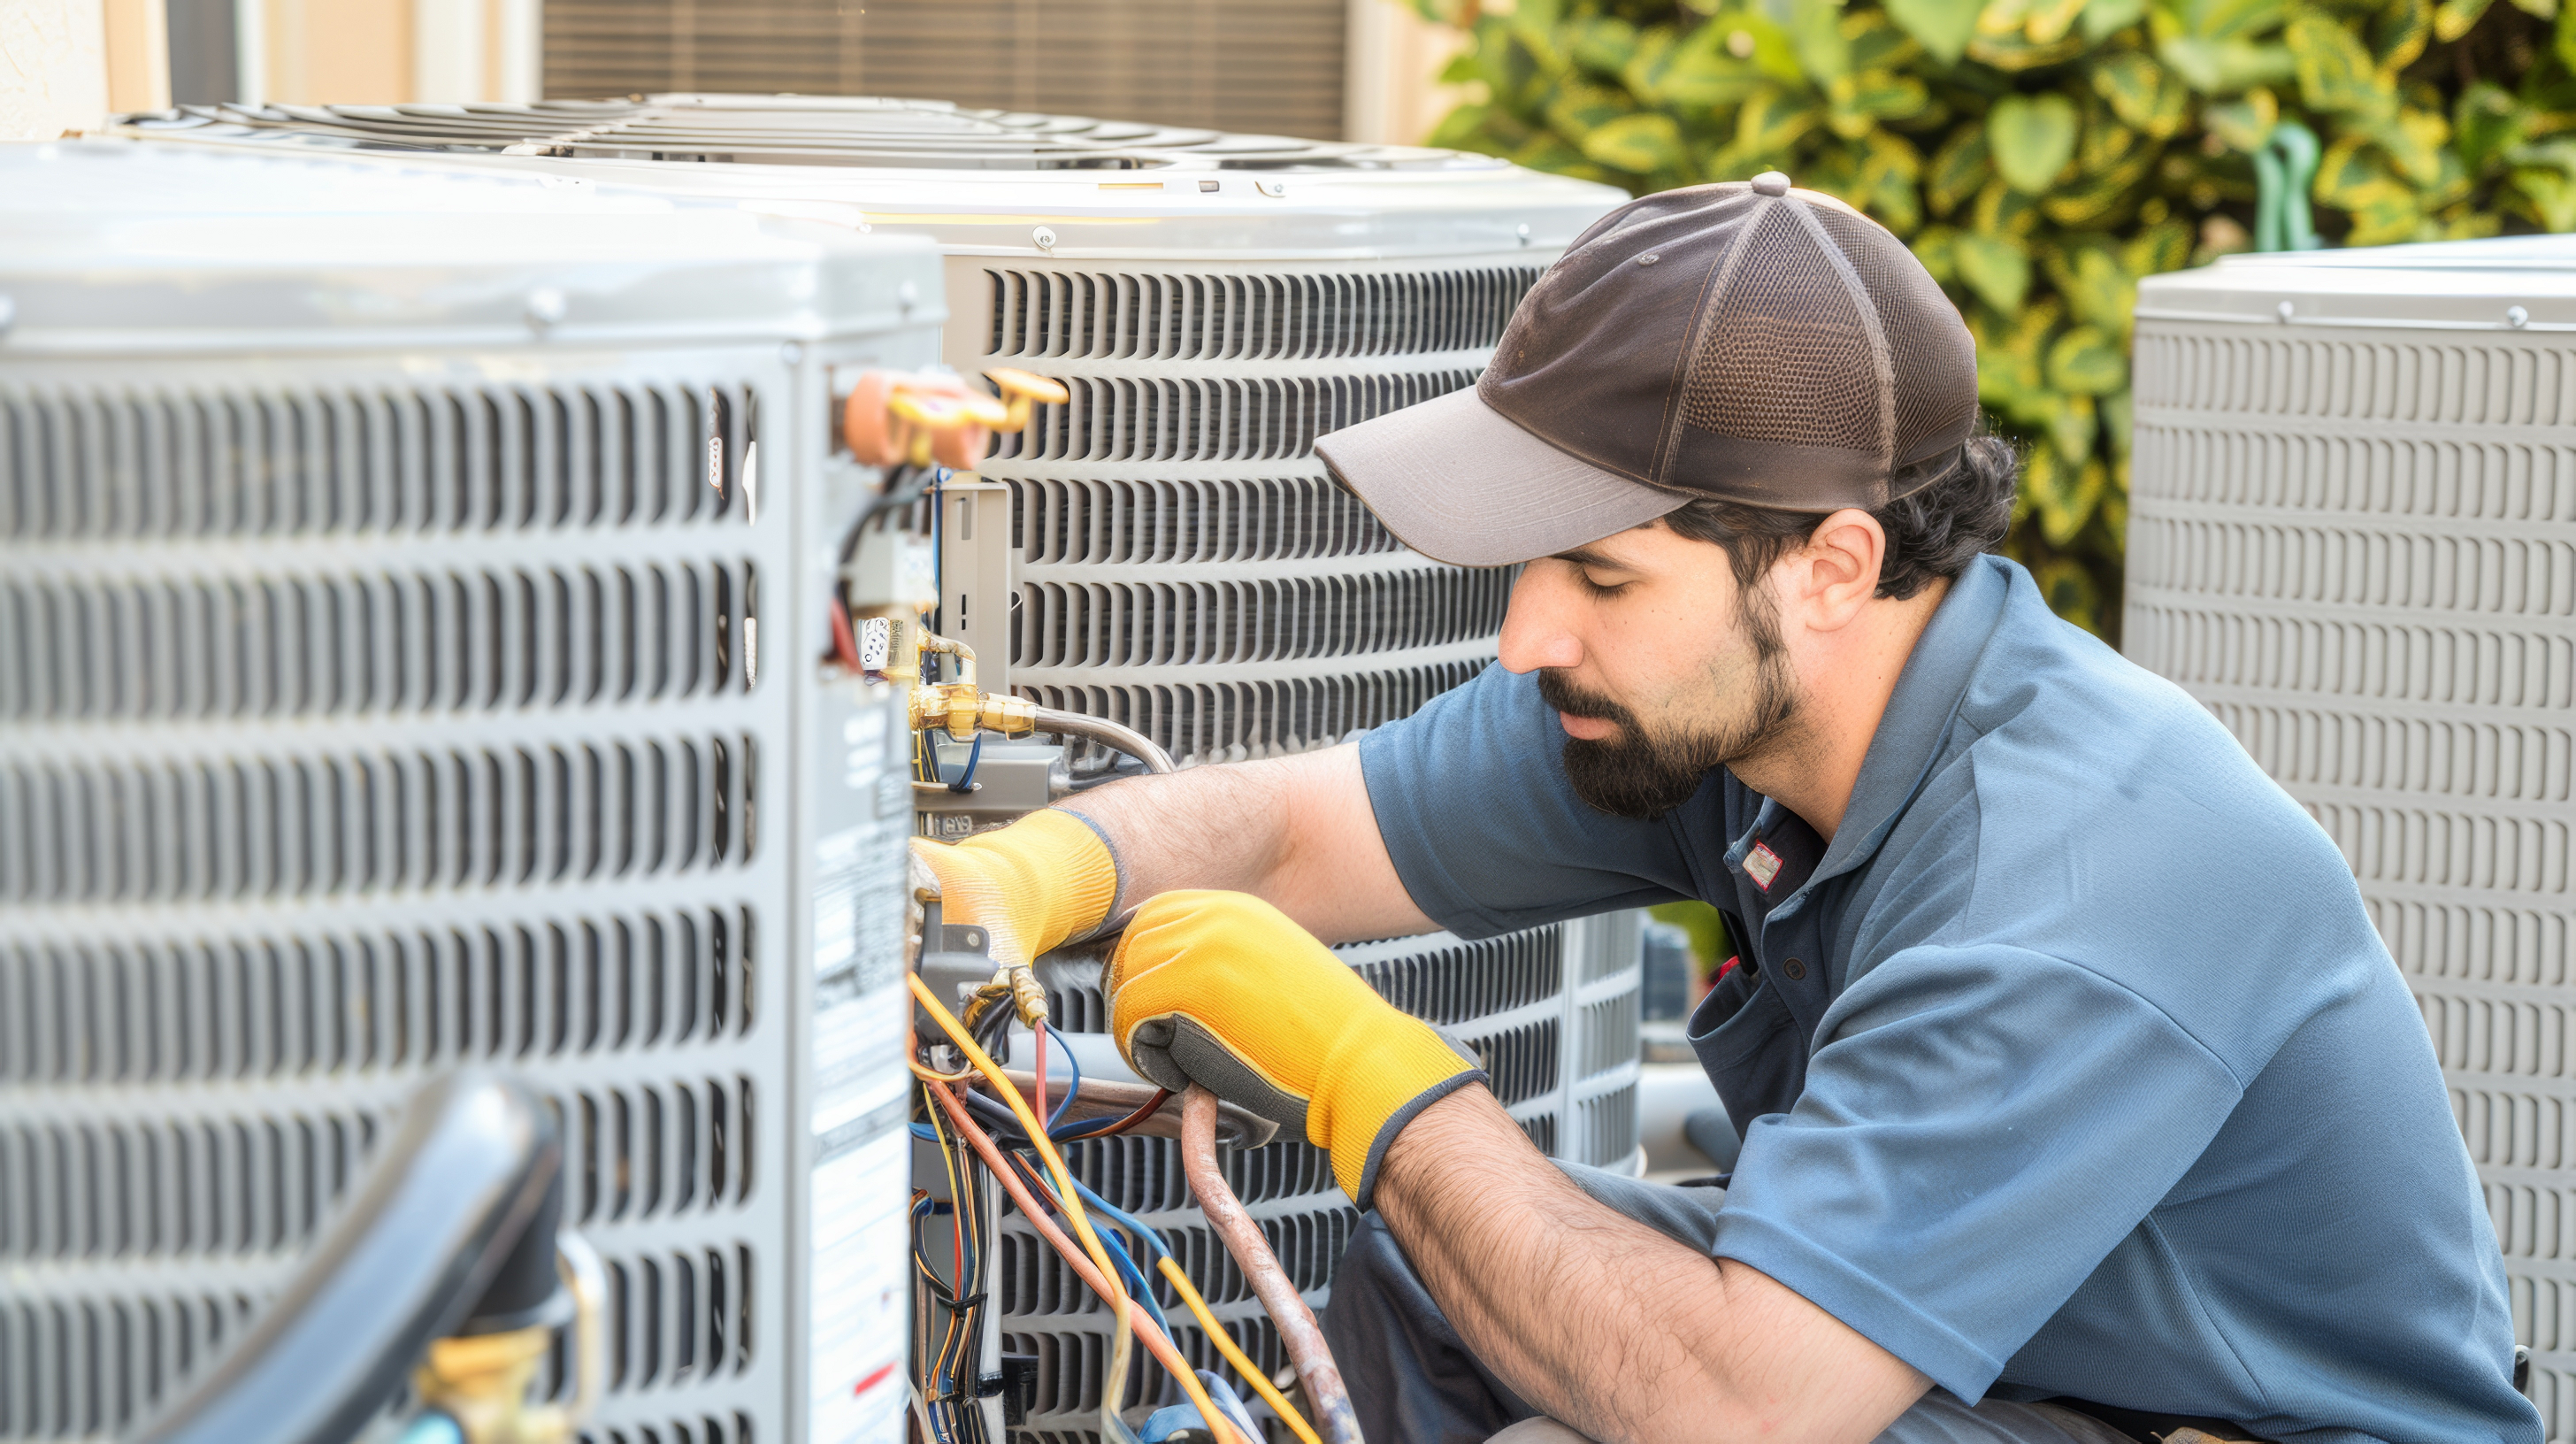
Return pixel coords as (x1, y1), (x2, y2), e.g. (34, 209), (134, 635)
(1359, 555), (2535, 1444)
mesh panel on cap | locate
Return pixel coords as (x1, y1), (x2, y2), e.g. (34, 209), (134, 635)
(1679, 204), (1887, 462)
(1809, 204), (1979, 466)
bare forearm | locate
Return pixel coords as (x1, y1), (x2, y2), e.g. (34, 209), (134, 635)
(1375, 1089), (1926, 1444)
(1057, 744), (1432, 944)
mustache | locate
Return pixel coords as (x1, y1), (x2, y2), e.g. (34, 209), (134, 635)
(1535, 670), (1631, 725)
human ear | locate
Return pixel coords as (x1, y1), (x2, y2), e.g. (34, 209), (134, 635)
(1792, 508), (1885, 629)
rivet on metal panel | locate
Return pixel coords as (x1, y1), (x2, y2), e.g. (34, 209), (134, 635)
(1031, 227), (1057, 250)
(1516, 222), (1532, 245)
(2274, 300), (2295, 322)
(2507, 305), (2530, 328)
(898, 280), (918, 310)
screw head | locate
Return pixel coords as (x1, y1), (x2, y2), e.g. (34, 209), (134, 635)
(2275, 300), (2296, 322)
(780, 341), (804, 365)
(1255, 179), (1288, 197)
(1031, 226), (1057, 249)
(897, 279), (920, 309)
(525, 287), (568, 329)
(1515, 221), (1531, 243)
(2509, 305), (2531, 328)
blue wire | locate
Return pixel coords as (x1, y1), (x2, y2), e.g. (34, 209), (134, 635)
(1044, 1021), (1082, 1130)
(1093, 1225), (1173, 1336)
(948, 732), (984, 793)
(1067, 1179), (1171, 1263)
(1006, 1152), (1174, 1334)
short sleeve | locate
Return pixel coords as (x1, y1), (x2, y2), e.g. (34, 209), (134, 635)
(1357, 664), (1704, 938)
(1705, 944), (2244, 1401)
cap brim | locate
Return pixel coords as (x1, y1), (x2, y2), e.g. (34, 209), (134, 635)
(1314, 388), (1689, 567)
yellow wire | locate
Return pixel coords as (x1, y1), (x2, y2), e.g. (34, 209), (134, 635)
(1156, 1257), (1322, 1444)
(907, 972), (1247, 1444)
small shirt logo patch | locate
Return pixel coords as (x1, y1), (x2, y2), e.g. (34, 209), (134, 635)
(1744, 841), (1782, 891)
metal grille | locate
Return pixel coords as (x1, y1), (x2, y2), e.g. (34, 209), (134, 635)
(0, 730), (763, 904)
(1008, 477), (1399, 565)
(986, 268), (1541, 362)
(1005, 913), (1643, 1443)
(1, 558), (763, 722)
(0, 381), (752, 539)
(0, 909), (753, 1083)
(1012, 569), (1513, 668)
(2128, 281), (2576, 1439)
(992, 372), (1477, 465)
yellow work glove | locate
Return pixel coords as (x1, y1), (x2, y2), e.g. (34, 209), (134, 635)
(1107, 890), (1484, 1209)
(909, 809), (1121, 974)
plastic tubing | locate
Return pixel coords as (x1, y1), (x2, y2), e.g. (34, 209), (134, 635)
(1031, 706), (1176, 775)
(1178, 1086), (1365, 1444)
(920, 1079), (1245, 1444)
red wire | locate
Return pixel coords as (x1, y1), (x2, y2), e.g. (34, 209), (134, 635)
(1085, 1088), (1173, 1140)
(829, 600), (862, 672)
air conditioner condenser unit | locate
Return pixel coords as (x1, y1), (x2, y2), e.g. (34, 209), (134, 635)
(2128, 237), (2576, 1439)
(0, 139), (943, 1444)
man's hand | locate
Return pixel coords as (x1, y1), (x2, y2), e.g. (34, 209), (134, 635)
(1107, 890), (1480, 1205)
(910, 810), (1119, 973)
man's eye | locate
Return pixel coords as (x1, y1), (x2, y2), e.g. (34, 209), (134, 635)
(1576, 571), (1629, 596)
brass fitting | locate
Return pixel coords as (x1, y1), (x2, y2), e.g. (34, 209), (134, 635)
(985, 367), (1072, 430)
(912, 682), (1039, 742)
(840, 367), (1064, 472)
(909, 638), (1039, 741)
(413, 1327), (567, 1444)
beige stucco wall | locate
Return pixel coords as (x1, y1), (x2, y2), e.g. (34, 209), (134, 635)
(2, 0), (110, 141)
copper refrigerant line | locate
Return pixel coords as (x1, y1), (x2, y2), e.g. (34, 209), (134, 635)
(1179, 1085), (1367, 1444)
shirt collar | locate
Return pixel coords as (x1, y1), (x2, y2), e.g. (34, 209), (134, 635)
(1802, 553), (2014, 891)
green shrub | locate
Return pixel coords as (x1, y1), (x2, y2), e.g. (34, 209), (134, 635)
(1410, 0), (2576, 636)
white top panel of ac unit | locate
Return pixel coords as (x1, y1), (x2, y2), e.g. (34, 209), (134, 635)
(2136, 234), (2576, 332)
(106, 95), (1629, 262)
(0, 138), (942, 352)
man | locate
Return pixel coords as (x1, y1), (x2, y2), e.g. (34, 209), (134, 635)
(917, 175), (2538, 1444)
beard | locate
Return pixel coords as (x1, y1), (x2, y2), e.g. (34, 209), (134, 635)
(1537, 594), (1800, 820)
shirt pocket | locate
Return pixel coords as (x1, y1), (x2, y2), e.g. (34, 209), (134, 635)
(1688, 973), (1802, 1135)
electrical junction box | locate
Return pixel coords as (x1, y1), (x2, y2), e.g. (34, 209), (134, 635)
(2130, 237), (2576, 1439)
(0, 141), (938, 1444)
(101, 96), (1653, 1443)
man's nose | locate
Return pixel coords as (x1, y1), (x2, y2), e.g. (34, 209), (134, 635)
(1498, 568), (1583, 673)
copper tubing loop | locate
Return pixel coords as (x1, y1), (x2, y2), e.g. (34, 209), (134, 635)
(1178, 1085), (1365, 1444)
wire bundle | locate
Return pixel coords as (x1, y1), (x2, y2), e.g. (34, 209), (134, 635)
(908, 976), (1320, 1444)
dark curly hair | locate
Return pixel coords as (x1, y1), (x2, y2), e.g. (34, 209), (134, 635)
(1656, 432), (2020, 599)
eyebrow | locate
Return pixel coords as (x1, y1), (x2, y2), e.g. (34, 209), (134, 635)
(1548, 544), (1633, 571)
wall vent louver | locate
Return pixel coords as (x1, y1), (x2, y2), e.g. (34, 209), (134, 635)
(2131, 239), (2576, 1441)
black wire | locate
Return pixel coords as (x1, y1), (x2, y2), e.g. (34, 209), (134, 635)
(838, 463), (933, 567)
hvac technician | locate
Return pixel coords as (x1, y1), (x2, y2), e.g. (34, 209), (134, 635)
(916, 176), (2539, 1444)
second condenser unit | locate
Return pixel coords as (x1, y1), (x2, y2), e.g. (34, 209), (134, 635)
(2128, 239), (2576, 1440)
(111, 96), (1642, 1439)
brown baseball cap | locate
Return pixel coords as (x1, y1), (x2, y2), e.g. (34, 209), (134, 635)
(1315, 173), (1979, 567)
